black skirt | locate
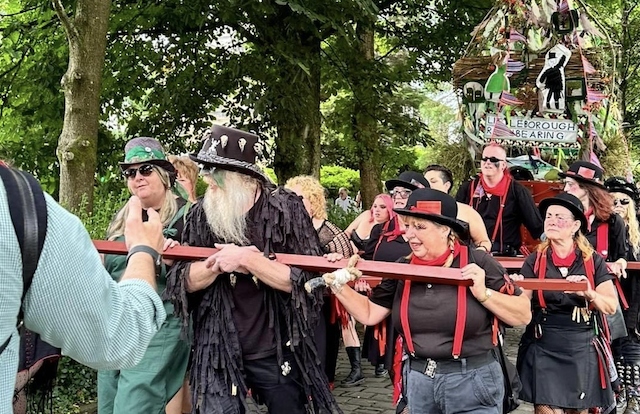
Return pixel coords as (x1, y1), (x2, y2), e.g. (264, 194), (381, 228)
(517, 313), (613, 409)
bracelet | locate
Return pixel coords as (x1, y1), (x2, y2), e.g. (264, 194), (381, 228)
(477, 245), (488, 252)
(126, 245), (162, 269)
(478, 288), (493, 303)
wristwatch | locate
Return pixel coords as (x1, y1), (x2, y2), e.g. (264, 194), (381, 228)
(478, 288), (493, 303)
(126, 245), (162, 271)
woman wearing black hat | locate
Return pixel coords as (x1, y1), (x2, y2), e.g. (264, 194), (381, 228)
(330, 189), (531, 413)
(606, 177), (640, 412)
(359, 171), (429, 378)
(512, 192), (618, 414)
(561, 161), (628, 280)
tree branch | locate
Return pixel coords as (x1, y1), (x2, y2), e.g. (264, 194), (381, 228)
(51, 0), (79, 44)
(0, 6), (39, 17)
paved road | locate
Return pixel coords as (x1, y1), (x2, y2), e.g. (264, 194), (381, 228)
(248, 326), (534, 413)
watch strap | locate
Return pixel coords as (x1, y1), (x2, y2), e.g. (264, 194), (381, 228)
(126, 245), (161, 267)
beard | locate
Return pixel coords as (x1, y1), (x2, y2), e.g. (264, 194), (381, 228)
(201, 171), (258, 245)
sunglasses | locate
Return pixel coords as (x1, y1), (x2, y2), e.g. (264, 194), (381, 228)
(613, 198), (631, 206)
(481, 156), (505, 163)
(390, 189), (412, 199)
(122, 164), (155, 180)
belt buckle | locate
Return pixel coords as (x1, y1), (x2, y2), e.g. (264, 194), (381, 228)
(424, 359), (437, 378)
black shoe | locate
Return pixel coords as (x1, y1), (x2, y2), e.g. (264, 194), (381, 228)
(374, 363), (388, 378)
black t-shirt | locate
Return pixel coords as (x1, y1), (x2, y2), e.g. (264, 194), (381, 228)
(586, 214), (627, 262)
(456, 178), (543, 253)
(363, 218), (411, 262)
(369, 249), (520, 360)
(520, 249), (613, 313)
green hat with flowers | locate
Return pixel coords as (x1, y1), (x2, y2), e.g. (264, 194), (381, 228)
(119, 137), (175, 174)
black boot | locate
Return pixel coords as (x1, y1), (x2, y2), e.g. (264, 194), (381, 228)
(341, 347), (365, 387)
(375, 363), (388, 378)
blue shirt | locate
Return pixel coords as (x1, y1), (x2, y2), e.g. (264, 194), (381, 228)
(0, 181), (166, 413)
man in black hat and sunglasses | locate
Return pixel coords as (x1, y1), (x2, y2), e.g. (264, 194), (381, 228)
(164, 126), (340, 414)
(456, 143), (543, 256)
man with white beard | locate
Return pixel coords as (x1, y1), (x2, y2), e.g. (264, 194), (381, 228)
(164, 126), (341, 414)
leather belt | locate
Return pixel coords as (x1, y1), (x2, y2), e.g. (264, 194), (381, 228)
(408, 351), (494, 378)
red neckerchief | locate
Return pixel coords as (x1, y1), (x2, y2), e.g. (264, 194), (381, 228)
(585, 207), (594, 232)
(480, 171), (511, 197)
(551, 246), (577, 267)
(409, 242), (461, 266)
(383, 216), (405, 242)
(402, 241), (467, 358)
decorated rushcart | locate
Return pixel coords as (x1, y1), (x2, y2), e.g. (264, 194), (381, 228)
(453, 0), (632, 250)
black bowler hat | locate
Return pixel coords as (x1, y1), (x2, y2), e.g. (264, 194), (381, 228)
(394, 188), (469, 237)
(605, 176), (639, 204)
(558, 161), (605, 189)
(538, 192), (588, 233)
(190, 125), (270, 182)
(385, 171), (430, 192)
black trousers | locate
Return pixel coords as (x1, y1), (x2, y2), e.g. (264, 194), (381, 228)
(202, 353), (306, 414)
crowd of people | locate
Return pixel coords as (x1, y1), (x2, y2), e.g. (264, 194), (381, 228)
(4, 130), (640, 414)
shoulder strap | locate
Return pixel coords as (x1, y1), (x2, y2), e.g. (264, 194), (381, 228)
(452, 246), (468, 358)
(535, 250), (547, 309)
(0, 166), (47, 354)
(596, 222), (609, 258)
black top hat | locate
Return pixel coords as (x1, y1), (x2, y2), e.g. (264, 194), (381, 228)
(394, 188), (469, 237)
(385, 171), (430, 192)
(190, 125), (269, 182)
(605, 176), (639, 203)
(558, 161), (605, 189)
(538, 192), (588, 234)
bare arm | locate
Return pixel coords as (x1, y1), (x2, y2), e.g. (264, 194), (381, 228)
(331, 285), (391, 326)
(458, 203), (492, 252)
(480, 290), (532, 326)
(462, 263), (532, 327)
(344, 211), (367, 238)
(185, 260), (222, 293)
(577, 279), (618, 315)
(241, 250), (294, 293)
(119, 196), (165, 288)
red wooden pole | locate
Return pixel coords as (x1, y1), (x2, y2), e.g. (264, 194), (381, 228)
(93, 240), (588, 291)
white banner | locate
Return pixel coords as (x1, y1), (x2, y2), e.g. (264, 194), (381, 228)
(485, 115), (578, 143)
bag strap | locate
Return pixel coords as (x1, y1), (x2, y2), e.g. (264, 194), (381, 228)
(496, 333), (515, 401)
(0, 166), (47, 354)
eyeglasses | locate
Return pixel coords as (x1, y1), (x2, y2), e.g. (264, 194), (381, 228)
(614, 198), (631, 206)
(122, 164), (155, 180)
(481, 156), (505, 163)
(390, 189), (412, 199)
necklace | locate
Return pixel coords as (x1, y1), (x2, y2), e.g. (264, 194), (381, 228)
(559, 267), (569, 278)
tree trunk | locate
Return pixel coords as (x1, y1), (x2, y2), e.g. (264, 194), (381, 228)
(54, 0), (111, 213)
(273, 36), (321, 184)
(353, 22), (381, 208)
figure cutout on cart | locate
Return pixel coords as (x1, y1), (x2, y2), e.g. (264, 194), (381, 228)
(464, 81), (485, 118)
(536, 44), (571, 113)
(551, 9), (579, 35)
(484, 50), (510, 103)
